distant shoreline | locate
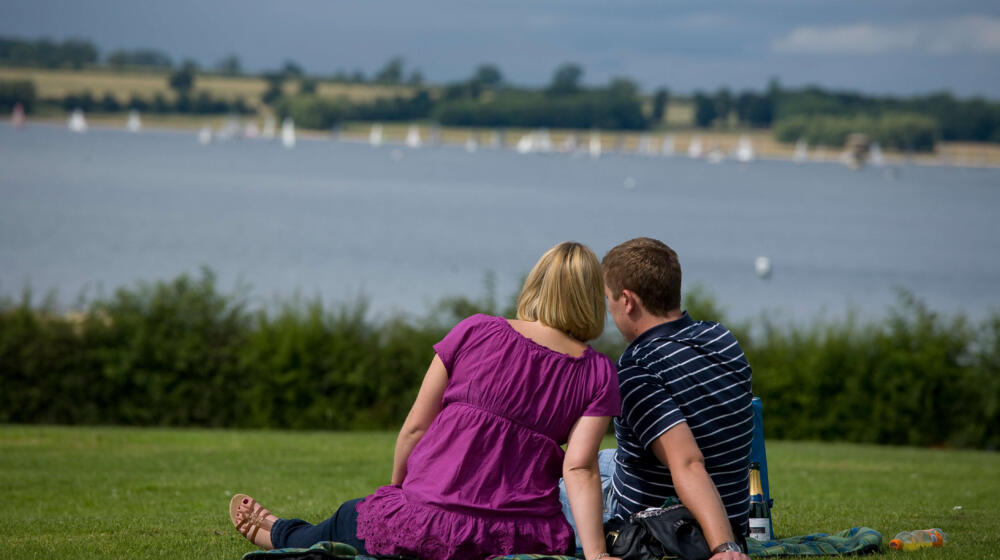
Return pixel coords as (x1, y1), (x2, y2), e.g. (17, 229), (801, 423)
(10, 113), (1000, 169)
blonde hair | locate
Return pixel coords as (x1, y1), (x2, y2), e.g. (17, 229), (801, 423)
(516, 241), (605, 342)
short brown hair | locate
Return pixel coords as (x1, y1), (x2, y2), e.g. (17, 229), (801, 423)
(602, 237), (681, 316)
(517, 241), (606, 342)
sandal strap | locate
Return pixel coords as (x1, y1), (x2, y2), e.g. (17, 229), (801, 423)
(238, 500), (274, 545)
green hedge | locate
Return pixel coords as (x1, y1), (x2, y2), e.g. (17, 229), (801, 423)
(689, 289), (999, 450)
(774, 112), (939, 152)
(1, 272), (997, 449)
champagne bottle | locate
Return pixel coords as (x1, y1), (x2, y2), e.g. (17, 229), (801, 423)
(748, 462), (773, 541)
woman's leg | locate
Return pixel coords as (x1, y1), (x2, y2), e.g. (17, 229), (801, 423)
(270, 498), (367, 553)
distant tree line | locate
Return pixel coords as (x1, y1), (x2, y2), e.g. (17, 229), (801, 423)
(273, 62), (651, 130)
(692, 81), (1000, 147)
(0, 36), (98, 69)
(4, 34), (999, 141)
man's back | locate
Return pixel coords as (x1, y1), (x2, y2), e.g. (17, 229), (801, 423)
(612, 312), (753, 535)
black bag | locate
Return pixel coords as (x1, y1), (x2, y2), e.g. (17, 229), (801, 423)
(604, 504), (712, 560)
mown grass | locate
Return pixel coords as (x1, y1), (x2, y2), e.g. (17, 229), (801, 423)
(1, 426), (997, 559)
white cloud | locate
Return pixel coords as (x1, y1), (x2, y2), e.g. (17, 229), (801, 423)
(772, 15), (1000, 55)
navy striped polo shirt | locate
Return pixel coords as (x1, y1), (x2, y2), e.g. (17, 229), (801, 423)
(611, 312), (753, 535)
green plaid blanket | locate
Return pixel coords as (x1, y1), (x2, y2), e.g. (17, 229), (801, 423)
(746, 527), (883, 556)
(243, 527), (883, 559)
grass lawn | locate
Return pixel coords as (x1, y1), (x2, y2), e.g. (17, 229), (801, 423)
(1, 426), (997, 559)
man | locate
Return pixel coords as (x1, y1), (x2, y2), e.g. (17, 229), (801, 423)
(602, 237), (752, 558)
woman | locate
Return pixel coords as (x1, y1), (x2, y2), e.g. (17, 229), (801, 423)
(230, 241), (621, 560)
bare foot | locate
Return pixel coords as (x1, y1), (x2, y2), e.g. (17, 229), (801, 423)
(229, 494), (278, 549)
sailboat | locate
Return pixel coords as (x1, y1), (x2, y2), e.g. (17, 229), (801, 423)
(67, 108), (87, 133)
(464, 133), (478, 153)
(735, 135), (755, 162)
(687, 136), (703, 158)
(11, 102), (25, 128)
(126, 110), (142, 133)
(588, 131), (602, 158)
(489, 130), (502, 149)
(198, 126), (212, 145)
(536, 129), (552, 153)
(560, 134), (578, 153)
(516, 132), (535, 154)
(281, 117), (296, 149)
(660, 134), (675, 156)
(793, 139), (808, 163)
(869, 142), (884, 166)
(369, 123), (384, 147)
(261, 116), (276, 139)
(405, 125), (422, 148)
(637, 134), (653, 156)
(706, 142), (725, 164)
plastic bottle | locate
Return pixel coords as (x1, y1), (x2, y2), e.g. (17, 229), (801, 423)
(888, 528), (948, 551)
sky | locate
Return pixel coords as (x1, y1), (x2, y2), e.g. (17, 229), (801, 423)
(3, 0), (999, 97)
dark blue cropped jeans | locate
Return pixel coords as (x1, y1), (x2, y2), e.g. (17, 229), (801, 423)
(270, 497), (368, 553)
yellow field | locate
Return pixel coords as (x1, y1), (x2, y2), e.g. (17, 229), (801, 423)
(0, 66), (413, 105)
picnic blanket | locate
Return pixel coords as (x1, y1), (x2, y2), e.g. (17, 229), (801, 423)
(242, 527), (883, 559)
(746, 527), (883, 556)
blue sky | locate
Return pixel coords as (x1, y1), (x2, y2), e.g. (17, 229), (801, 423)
(3, 0), (999, 97)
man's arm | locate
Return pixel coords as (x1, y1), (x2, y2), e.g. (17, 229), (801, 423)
(650, 422), (748, 560)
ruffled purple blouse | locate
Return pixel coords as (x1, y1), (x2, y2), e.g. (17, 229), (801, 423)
(356, 314), (620, 559)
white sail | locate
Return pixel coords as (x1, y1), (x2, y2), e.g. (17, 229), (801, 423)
(706, 143), (725, 164)
(637, 134), (653, 156)
(869, 142), (884, 166)
(68, 108), (87, 133)
(197, 126), (212, 145)
(560, 134), (578, 153)
(588, 131), (602, 158)
(660, 134), (675, 156)
(464, 133), (478, 153)
(126, 110), (142, 133)
(261, 116), (276, 139)
(369, 123), (384, 147)
(793, 139), (808, 163)
(687, 136), (703, 158)
(516, 132), (535, 154)
(405, 125), (422, 148)
(11, 102), (25, 128)
(754, 256), (772, 279)
(536, 129), (552, 153)
(281, 117), (296, 149)
(735, 135), (755, 162)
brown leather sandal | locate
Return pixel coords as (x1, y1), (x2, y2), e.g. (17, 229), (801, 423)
(229, 493), (276, 549)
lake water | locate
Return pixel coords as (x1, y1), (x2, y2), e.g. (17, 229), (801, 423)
(2, 123), (998, 325)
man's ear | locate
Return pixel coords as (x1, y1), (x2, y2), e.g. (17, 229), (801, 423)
(621, 289), (639, 314)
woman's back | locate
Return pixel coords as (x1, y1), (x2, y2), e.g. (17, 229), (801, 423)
(357, 314), (619, 558)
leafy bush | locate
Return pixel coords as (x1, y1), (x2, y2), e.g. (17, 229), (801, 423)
(774, 113), (939, 151)
(1, 273), (997, 449)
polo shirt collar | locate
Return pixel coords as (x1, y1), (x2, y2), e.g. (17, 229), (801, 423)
(625, 311), (694, 356)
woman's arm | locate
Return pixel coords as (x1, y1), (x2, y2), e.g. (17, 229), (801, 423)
(563, 415), (620, 560)
(391, 354), (448, 485)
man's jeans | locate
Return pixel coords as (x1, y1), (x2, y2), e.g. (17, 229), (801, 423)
(558, 448), (618, 548)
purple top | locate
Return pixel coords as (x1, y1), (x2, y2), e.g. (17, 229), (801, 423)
(356, 314), (620, 559)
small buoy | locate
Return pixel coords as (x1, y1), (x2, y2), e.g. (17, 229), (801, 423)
(754, 256), (772, 279)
